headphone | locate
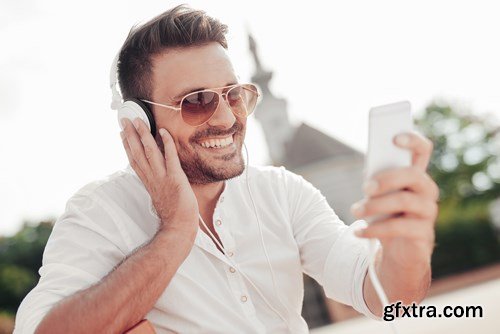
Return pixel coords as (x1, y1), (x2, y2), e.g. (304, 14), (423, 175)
(109, 53), (157, 137)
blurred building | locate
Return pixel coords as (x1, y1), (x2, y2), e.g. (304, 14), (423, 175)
(248, 35), (366, 328)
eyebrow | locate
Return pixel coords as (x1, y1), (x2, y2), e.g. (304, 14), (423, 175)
(172, 81), (238, 100)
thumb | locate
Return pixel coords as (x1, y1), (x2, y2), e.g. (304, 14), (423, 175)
(159, 128), (183, 171)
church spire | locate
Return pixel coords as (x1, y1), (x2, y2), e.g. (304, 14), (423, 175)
(248, 33), (293, 165)
(248, 33), (272, 95)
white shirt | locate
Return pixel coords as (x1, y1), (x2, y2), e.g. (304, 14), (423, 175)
(15, 165), (377, 334)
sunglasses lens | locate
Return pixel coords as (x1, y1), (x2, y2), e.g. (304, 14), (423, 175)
(227, 84), (259, 117)
(181, 91), (219, 126)
(179, 84), (259, 126)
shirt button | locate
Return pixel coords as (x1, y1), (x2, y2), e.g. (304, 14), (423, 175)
(240, 295), (248, 303)
(220, 196), (224, 203)
(227, 251), (234, 257)
(229, 267), (236, 273)
(215, 219), (222, 226)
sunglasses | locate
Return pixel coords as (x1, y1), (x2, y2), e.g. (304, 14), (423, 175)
(141, 83), (260, 127)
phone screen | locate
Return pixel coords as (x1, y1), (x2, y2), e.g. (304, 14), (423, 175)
(366, 101), (413, 180)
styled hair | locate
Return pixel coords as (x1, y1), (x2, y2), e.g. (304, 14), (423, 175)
(117, 5), (228, 100)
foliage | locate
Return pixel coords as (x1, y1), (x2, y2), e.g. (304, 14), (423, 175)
(432, 218), (500, 278)
(416, 102), (500, 277)
(0, 221), (54, 313)
(416, 103), (500, 211)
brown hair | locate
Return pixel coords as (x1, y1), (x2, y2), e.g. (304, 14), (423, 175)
(117, 5), (228, 100)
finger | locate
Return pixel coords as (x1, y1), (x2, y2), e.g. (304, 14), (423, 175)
(363, 166), (439, 201)
(351, 191), (438, 220)
(122, 118), (153, 180)
(393, 131), (434, 171)
(121, 130), (148, 182)
(158, 128), (183, 171)
(356, 217), (435, 242)
(133, 118), (166, 178)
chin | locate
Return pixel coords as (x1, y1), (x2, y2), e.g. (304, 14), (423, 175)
(209, 162), (245, 182)
(181, 145), (245, 184)
(205, 148), (245, 181)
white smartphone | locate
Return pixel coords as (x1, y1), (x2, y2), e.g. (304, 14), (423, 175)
(366, 101), (413, 180)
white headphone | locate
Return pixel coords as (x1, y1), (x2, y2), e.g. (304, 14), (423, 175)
(109, 52), (157, 137)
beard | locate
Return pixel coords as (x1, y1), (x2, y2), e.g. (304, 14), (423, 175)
(178, 143), (245, 184)
(157, 121), (246, 185)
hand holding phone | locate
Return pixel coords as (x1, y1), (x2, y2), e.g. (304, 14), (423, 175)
(357, 101), (415, 327)
(352, 102), (438, 325)
(353, 101), (438, 239)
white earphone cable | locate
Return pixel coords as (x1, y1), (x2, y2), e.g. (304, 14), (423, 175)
(243, 143), (295, 324)
(366, 218), (400, 334)
(197, 214), (290, 327)
(196, 142), (292, 331)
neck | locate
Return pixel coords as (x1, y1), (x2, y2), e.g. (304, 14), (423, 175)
(191, 181), (225, 212)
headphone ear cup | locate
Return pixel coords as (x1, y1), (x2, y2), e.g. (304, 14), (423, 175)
(117, 99), (157, 137)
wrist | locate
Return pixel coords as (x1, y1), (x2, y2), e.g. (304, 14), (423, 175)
(382, 239), (432, 270)
(146, 229), (195, 269)
(159, 215), (198, 237)
(155, 224), (197, 249)
(379, 250), (431, 303)
(381, 251), (430, 276)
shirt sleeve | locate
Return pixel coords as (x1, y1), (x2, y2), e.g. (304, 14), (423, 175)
(13, 193), (128, 334)
(282, 167), (380, 320)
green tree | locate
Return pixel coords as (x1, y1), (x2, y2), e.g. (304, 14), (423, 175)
(416, 103), (500, 277)
(0, 220), (54, 313)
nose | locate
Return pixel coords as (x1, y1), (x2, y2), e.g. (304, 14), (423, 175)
(207, 96), (236, 128)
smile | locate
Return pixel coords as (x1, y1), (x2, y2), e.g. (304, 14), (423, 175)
(198, 135), (234, 149)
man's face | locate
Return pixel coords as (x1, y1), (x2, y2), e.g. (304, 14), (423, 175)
(150, 42), (246, 184)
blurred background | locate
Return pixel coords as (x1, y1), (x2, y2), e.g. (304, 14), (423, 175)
(1, 0), (499, 333)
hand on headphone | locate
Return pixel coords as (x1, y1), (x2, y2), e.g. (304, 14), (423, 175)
(120, 118), (199, 241)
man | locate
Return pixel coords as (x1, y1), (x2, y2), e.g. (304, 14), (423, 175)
(15, 5), (439, 334)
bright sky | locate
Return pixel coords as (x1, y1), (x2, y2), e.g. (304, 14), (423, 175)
(1, 0), (499, 236)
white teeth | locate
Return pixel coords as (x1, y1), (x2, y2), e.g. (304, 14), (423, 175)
(200, 135), (234, 148)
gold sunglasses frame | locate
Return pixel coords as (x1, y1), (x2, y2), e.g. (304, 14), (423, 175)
(141, 83), (260, 127)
